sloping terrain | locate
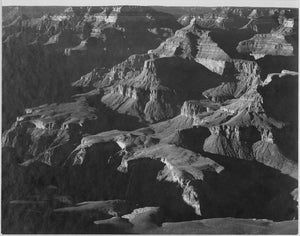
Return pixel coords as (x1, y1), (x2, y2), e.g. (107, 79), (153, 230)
(197, 71), (298, 178)
(2, 6), (180, 130)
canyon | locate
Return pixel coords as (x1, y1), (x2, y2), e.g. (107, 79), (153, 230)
(1, 5), (298, 234)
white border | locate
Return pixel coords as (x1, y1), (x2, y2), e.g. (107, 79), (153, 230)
(1, 0), (299, 8)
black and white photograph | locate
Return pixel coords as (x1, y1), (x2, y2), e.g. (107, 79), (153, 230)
(1, 0), (299, 234)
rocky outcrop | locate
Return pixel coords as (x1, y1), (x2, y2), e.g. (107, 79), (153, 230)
(252, 141), (297, 178)
(118, 144), (224, 216)
(202, 75), (261, 102)
(2, 90), (145, 168)
(202, 59), (261, 102)
(241, 17), (278, 33)
(237, 33), (294, 59)
(196, 71), (298, 178)
(84, 6), (181, 29)
(100, 56), (221, 123)
(5, 96), (296, 230)
(180, 101), (208, 118)
(64, 129), (297, 221)
(2, 92), (101, 166)
(180, 100), (220, 118)
(92, 54), (151, 89)
(150, 22), (257, 76)
(178, 14), (249, 30)
(71, 67), (107, 88)
(176, 7), (289, 32)
(2, 6), (181, 130)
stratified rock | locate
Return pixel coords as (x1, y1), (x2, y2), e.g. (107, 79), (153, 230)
(85, 6), (181, 28)
(196, 71), (298, 178)
(71, 45), (155, 93)
(2, 89), (144, 168)
(237, 33), (294, 59)
(121, 144), (224, 216)
(2, 5), (181, 130)
(72, 123), (297, 220)
(202, 60), (261, 102)
(100, 56), (221, 123)
(177, 7), (282, 31)
(150, 21), (256, 75)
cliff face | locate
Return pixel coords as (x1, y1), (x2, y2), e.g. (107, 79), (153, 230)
(2, 92), (104, 167)
(237, 33), (295, 59)
(92, 54), (151, 89)
(202, 60), (261, 102)
(5, 116), (294, 226)
(149, 22), (257, 76)
(237, 9), (297, 60)
(3, 68), (298, 224)
(87, 6), (182, 29)
(2, 90), (146, 169)
(177, 7), (287, 32)
(194, 71), (298, 178)
(100, 57), (221, 123)
(2, 6), (180, 130)
(85, 21), (263, 125)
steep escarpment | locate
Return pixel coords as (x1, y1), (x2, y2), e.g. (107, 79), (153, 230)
(237, 10), (298, 60)
(73, 54), (151, 90)
(3, 79), (297, 232)
(2, 6), (65, 25)
(87, 6), (181, 29)
(89, 22), (263, 123)
(202, 60), (261, 102)
(2, 90), (145, 168)
(30, 124), (295, 222)
(75, 16), (269, 125)
(150, 22), (256, 75)
(101, 57), (221, 123)
(237, 33), (295, 59)
(72, 126), (298, 220)
(177, 7), (285, 32)
(156, 11), (297, 79)
(64, 6), (181, 58)
(178, 14), (249, 30)
(2, 6), (181, 130)
(2, 36), (98, 131)
(195, 71), (298, 178)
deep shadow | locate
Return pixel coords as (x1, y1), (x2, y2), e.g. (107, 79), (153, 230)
(258, 74), (298, 123)
(199, 151), (298, 221)
(126, 158), (199, 222)
(257, 55), (298, 79)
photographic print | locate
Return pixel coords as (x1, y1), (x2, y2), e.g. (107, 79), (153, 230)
(1, 0), (298, 234)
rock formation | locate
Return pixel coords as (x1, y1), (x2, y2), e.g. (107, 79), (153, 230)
(237, 33), (294, 59)
(100, 57), (221, 123)
(195, 71), (298, 178)
(2, 5), (180, 130)
(2, 5), (298, 234)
